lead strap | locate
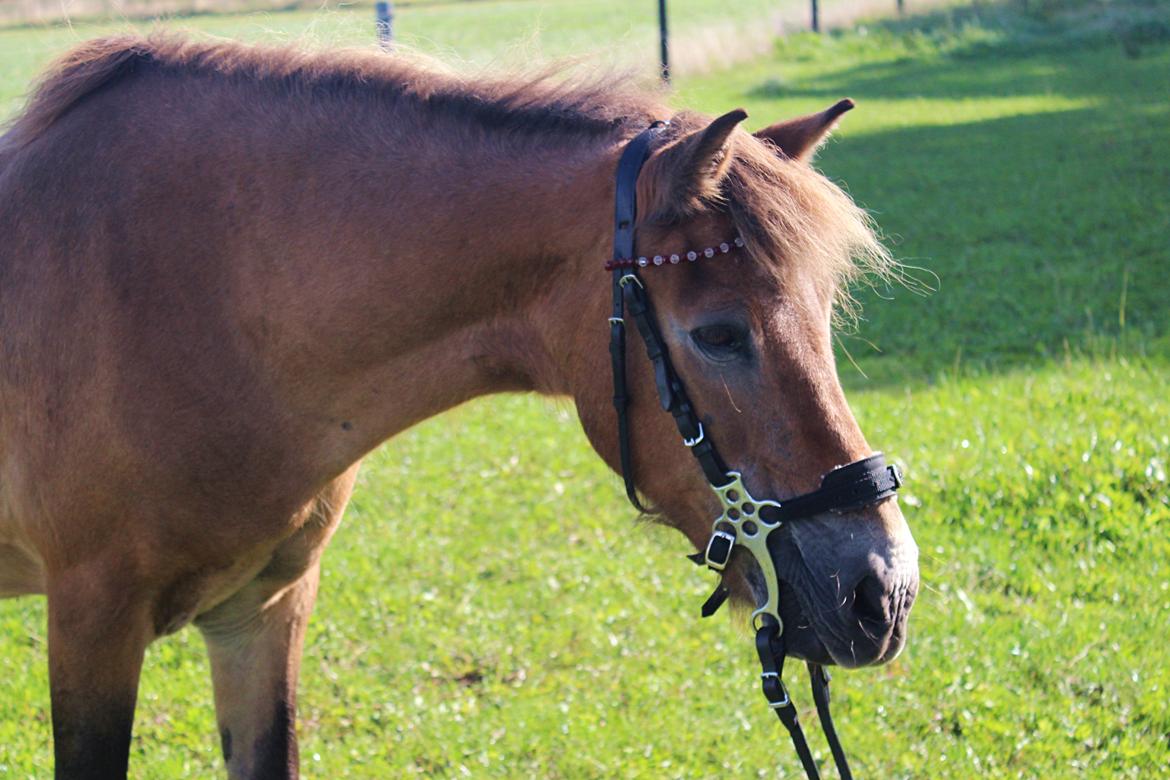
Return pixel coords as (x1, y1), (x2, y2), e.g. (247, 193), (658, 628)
(757, 622), (855, 780)
(809, 663), (854, 780)
(756, 620), (821, 780)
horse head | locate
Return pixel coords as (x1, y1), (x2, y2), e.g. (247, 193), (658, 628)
(574, 103), (919, 668)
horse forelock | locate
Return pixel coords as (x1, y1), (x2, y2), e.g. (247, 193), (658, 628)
(723, 136), (895, 324)
(631, 114), (894, 323)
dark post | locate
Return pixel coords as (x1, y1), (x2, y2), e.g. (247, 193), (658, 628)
(375, 1), (393, 48)
(811, 0), (820, 32)
(897, 0), (905, 14)
(657, 0), (670, 83)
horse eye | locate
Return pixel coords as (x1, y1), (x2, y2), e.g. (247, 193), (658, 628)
(691, 324), (749, 358)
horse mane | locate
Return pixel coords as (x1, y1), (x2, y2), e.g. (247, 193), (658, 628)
(6, 32), (667, 146)
(7, 33), (892, 313)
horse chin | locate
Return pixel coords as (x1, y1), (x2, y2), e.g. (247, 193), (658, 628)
(741, 566), (888, 668)
(776, 585), (835, 665)
(777, 580), (909, 670)
(780, 621), (835, 665)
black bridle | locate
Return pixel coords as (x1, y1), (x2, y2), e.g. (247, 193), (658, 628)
(608, 123), (902, 779)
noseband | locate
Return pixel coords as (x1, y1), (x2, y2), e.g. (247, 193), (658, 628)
(608, 123), (902, 779)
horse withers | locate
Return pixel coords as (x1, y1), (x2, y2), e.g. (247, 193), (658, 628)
(0, 35), (918, 779)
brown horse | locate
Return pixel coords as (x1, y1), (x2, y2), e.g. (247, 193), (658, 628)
(0, 34), (919, 779)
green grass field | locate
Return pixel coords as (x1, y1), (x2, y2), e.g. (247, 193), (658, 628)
(1, 1), (1168, 777)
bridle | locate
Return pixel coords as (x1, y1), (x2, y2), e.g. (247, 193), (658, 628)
(607, 122), (902, 779)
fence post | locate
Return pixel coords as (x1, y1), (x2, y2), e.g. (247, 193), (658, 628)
(658, 0), (670, 83)
(898, 0), (905, 14)
(375, 1), (393, 49)
(811, 0), (820, 32)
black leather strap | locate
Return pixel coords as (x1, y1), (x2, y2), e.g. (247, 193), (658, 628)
(610, 123), (665, 512)
(621, 277), (731, 486)
(759, 453), (900, 525)
(756, 621), (821, 780)
(609, 121), (733, 512)
(700, 584), (730, 617)
(809, 663), (854, 780)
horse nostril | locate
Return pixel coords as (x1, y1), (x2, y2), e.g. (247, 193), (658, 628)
(852, 574), (889, 626)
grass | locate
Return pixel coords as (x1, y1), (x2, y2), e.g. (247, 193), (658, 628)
(678, 0), (1170, 383)
(1, 1), (1169, 778)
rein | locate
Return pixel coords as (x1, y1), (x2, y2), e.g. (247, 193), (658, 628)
(607, 123), (902, 779)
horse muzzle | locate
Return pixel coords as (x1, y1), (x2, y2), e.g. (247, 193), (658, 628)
(773, 500), (920, 668)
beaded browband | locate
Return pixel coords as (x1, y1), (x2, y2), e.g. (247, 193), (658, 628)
(604, 236), (744, 271)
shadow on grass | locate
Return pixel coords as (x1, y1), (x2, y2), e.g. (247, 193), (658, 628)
(736, 19), (1170, 387)
(833, 100), (1169, 381)
(757, 0), (1170, 91)
(754, 12), (1170, 101)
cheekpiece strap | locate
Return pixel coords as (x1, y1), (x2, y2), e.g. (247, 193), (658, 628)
(620, 277), (730, 487)
(609, 121), (732, 509)
(610, 122), (666, 512)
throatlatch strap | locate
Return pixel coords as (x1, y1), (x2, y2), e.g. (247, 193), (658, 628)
(609, 122), (665, 512)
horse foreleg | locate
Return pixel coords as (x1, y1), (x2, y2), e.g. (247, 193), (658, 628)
(46, 568), (153, 780)
(195, 564), (320, 780)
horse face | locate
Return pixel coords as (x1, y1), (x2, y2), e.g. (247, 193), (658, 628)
(598, 107), (919, 667)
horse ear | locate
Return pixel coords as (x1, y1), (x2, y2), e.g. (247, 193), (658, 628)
(754, 98), (854, 162)
(646, 108), (748, 219)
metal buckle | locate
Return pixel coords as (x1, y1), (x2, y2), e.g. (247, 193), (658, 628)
(704, 529), (736, 571)
(682, 422), (704, 448)
(760, 672), (791, 708)
(619, 274), (643, 289)
(608, 316), (624, 325)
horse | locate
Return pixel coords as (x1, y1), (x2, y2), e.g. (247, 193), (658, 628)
(0, 34), (919, 779)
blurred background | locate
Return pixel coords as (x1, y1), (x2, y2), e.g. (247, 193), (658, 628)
(0, 1), (1167, 777)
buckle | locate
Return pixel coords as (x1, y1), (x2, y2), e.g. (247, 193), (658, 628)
(760, 672), (791, 708)
(704, 529), (736, 571)
(767, 691), (791, 709)
(682, 422), (705, 448)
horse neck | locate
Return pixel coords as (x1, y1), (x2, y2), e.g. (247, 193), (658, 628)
(258, 118), (619, 462)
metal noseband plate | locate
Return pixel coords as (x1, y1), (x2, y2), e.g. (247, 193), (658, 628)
(703, 472), (786, 633)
